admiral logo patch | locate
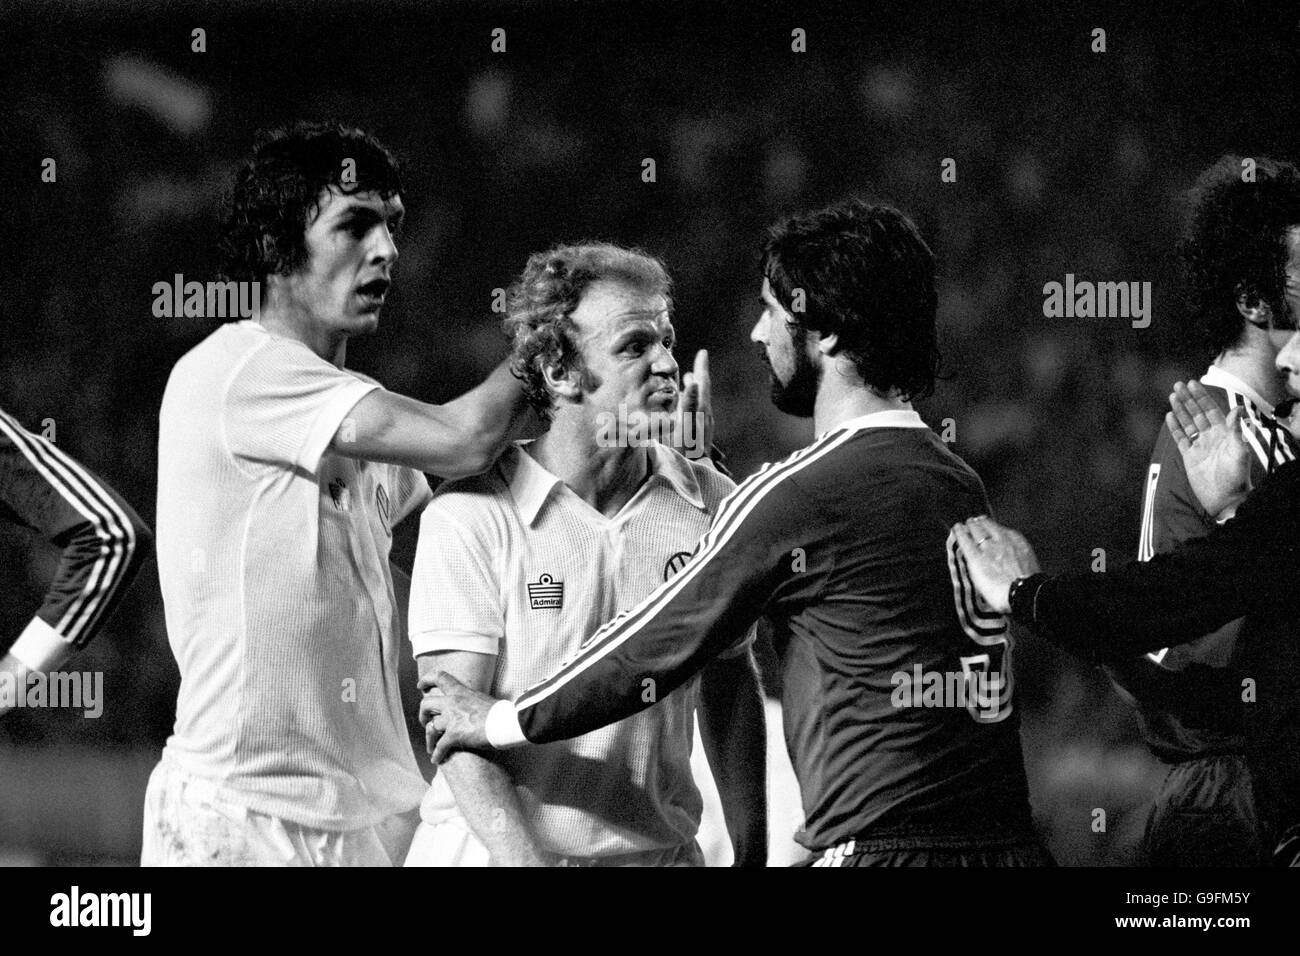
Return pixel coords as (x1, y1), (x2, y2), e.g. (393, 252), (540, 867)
(527, 573), (564, 610)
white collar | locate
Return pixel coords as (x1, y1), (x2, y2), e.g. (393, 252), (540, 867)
(505, 442), (705, 526)
(1202, 365), (1274, 416)
(823, 408), (928, 437)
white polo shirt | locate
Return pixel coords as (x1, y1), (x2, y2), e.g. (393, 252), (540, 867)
(409, 442), (748, 857)
(156, 320), (431, 830)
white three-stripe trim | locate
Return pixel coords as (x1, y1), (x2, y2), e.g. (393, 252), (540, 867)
(516, 426), (861, 712)
(0, 411), (137, 645)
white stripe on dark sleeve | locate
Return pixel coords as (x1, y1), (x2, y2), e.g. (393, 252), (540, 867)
(0, 411), (137, 646)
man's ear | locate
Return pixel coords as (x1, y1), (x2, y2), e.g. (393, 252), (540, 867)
(542, 360), (582, 402)
(1236, 283), (1273, 328)
(815, 330), (840, 356)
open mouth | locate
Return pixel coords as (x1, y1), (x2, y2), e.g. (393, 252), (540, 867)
(356, 277), (391, 309)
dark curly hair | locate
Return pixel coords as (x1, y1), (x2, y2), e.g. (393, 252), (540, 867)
(1181, 154), (1300, 355)
(217, 121), (403, 289)
(502, 243), (672, 418)
(760, 199), (941, 402)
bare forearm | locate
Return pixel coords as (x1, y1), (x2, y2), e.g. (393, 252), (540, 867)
(336, 361), (535, 479)
(699, 653), (768, 867)
(443, 751), (548, 867)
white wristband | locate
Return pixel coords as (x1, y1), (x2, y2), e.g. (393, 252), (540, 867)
(9, 617), (72, 672)
(485, 699), (528, 749)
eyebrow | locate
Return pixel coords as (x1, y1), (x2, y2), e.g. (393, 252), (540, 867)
(612, 320), (675, 343)
(331, 203), (404, 228)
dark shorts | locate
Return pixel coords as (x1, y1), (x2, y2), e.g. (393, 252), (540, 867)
(1141, 753), (1265, 867)
(547, 841), (705, 867)
(802, 837), (1054, 867)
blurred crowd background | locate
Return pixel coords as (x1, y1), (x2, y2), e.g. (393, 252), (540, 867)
(2, 0), (1298, 865)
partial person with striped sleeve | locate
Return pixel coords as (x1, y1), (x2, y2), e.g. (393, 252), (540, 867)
(1104, 155), (1300, 866)
(0, 407), (151, 714)
(952, 377), (1300, 865)
(423, 201), (1052, 866)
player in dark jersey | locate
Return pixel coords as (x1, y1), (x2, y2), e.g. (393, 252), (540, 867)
(954, 378), (1300, 865)
(0, 406), (151, 712)
(1105, 155), (1300, 866)
(422, 200), (1051, 866)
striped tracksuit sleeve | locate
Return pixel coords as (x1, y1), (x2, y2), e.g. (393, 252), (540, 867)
(514, 440), (835, 745)
(1012, 459), (1300, 661)
(0, 409), (152, 653)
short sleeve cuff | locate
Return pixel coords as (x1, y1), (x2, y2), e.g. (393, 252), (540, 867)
(409, 630), (501, 659)
(299, 380), (380, 474)
(485, 699), (527, 749)
(9, 617), (72, 671)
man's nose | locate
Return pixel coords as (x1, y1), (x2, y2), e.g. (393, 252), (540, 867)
(370, 225), (399, 265)
(651, 345), (679, 378)
(1276, 332), (1300, 375)
(750, 315), (766, 344)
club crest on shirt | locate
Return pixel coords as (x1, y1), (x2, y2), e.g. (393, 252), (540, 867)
(328, 478), (350, 511)
(664, 550), (694, 580)
(527, 573), (564, 610)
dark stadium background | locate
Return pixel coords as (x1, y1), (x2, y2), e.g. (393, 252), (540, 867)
(1, 0), (1297, 865)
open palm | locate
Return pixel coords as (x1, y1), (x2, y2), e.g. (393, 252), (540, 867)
(1165, 380), (1251, 518)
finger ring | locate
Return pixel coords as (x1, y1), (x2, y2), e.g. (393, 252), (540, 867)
(977, 536), (991, 547)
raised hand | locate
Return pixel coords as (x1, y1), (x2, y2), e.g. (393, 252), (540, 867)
(950, 516), (1042, 614)
(673, 349), (714, 460)
(1165, 380), (1250, 518)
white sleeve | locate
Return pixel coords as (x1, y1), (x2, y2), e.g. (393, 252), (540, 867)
(408, 495), (504, 658)
(389, 464), (434, 527)
(8, 617), (73, 671)
(223, 338), (377, 474)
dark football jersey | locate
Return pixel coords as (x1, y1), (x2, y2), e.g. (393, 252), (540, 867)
(1104, 371), (1297, 762)
(1010, 459), (1300, 853)
(509, 411), (1035, 851)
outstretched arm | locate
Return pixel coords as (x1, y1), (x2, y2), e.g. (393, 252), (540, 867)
(952, 461), (1300, 662)
(335, 360), (542, 479)
(422, 461), (821, 761)
(0, 410), (152, 711)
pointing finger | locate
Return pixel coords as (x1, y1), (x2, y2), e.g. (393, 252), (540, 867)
(694, 350), (711, 410)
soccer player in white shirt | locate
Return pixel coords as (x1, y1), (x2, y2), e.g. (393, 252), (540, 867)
(404, 243), (768, 866)
(143, 123), (536, 866)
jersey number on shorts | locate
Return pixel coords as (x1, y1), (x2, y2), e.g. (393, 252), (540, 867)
(945, 529), (1014, 723)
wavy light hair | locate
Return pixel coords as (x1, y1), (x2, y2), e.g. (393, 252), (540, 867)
(502, 243), (672, 417)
